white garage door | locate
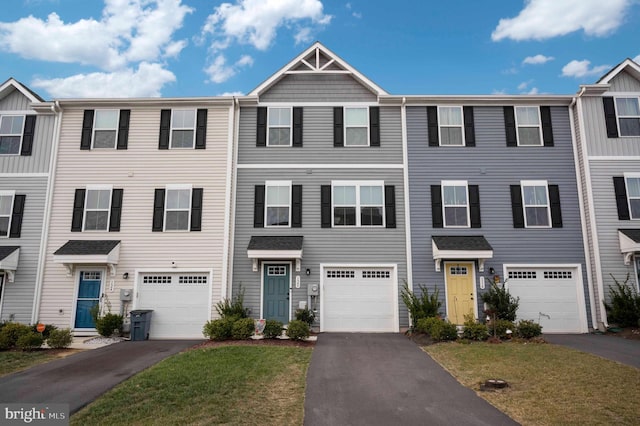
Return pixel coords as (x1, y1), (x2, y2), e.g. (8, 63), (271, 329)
(506, 267), (586, 333)
(137, 273), (210, 339)
(322, 267), (397, 332)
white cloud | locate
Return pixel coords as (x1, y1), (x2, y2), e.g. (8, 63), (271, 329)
(561, 59), (611, 78)
(634, 54), (640, 63)
(492, 0), (631, 41)
(517, 81), (530, 91)
(523, 54), (554, 65)
(31, 62), (176, 97)
(219, 91), (245, 96)
(352, 12), (362, 19)
(294, 27), (313, 45)
(236, 55), (254, 67)
(524, 87), (539, 95)
(204, 54), (254, 83)
(492, 89), (508, 95)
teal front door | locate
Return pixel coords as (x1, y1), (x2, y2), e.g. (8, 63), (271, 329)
(264, 264), (290, 323)
(75, 271), (102, 328)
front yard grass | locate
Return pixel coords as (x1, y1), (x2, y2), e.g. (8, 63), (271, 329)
(71, 345), (312, 426)
(0, 350), (63, 377)
(424, 341), (640, 425)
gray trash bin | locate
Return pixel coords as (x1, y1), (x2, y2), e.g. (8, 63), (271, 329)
(130, 310), (153, 341)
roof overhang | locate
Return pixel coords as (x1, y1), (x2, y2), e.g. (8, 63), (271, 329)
(618, 229), (640, 265)
(596, 58), (640, 85)
(53, 240), (121, 276)
(432, 236), (493, 272)
(0, 247), (20, 283)
(247, 236), (303, 272)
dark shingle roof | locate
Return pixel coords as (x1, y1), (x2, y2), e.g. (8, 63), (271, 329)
(619, 229), (640, 243)
(0, 246), (19, 261)
(54, 240), (121, 255)
(432, 236), (492, 251)
(248, 236), (304, 251)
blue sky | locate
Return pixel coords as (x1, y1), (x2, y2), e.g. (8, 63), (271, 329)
(0, 0), (638, 99)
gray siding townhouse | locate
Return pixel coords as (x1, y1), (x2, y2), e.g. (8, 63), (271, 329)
(405, 96), (591, 333)
(231, 43), (409, 332)
(0, 79), (58, 323)
(573, 58), (640, 329)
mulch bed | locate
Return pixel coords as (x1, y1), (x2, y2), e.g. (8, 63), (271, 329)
(191, 338), (316, 350)
(605, 326), (640, 341)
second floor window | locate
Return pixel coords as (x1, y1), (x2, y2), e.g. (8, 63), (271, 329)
(333, 182), (383, 227)
(616, 98), (640, 137)
(0, 115), (24, 155)
(92, 110), (119, 148)
(265, 182), (291, 226)
(84, 187), (112, 231)
(344, 108), (369, 146)
(165, 187), (192, 230)
(171, 110), (196, 148)
(0, 192), (13, 237)
(521, 181), (550, 227)
(625, 176), (640, 219)
(439, 107), (464, 146)
(515, 107), (542, 146)
(442, 181), (469, 227)
(268, 108), (292, 146)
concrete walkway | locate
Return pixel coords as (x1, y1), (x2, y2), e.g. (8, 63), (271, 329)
(305, 333), (516, 426)
(0, 340), (200, 414)
(544, 333), (640, 369)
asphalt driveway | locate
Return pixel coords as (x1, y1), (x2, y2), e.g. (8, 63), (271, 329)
(0, 340), (200, 414)
(305, 333), (516, 426)
(544, 333), (640, 369)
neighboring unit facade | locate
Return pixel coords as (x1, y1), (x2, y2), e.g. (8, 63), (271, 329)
(36, 97), (235, 338)
(573, 59), (640, 329)
(0, 79), (57, 323)
(231, 43), (409, 332)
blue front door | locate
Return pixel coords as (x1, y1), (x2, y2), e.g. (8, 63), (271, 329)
(264, 264), (289, 323)
(75, 271), (102, 328)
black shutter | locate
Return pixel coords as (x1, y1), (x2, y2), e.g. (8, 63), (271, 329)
(109, 189), (123, 232)
(190, 188), (203, 231)
(549, 184), (562, 228)
(152, 189), (165, 231)
(469, 185), (481, 228)
(385, 185), (396, 228)
(370, 107), (380, 147)
(81, 110), (94, 150)
(292, 185), (302, 228)
(293, 107), (303, 147)
(510, 185), (525, 228)
(603, 97), (619, 138)
(254, 185), (265, 228)
(504, 106), (517, 147)
(71, 189), (86, 232)
(613, 176), (630, 220)
(321, 185), (332, 228)
(256, 107), (267, 147)
(427, 106), (439, 147)
(20, 115), (36, 156)
(333, 107), (344, 147)
(195, 109), (207, 149)
(540, 106), (554, 147)
(463, 106), (475, 147)
(431, 185), (443, 228)
(9, 195), (25, 238)
(158, 110), (171, 149)
(117, 110), (130, 150)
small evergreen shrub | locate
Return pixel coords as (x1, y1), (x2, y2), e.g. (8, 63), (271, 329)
(461, 316), (489, 341)
(487, 319), (515, 339)
(415, 317), (441, 335)
(430, 320), (458, 342)
(401, 282), (442, 327)
(203, 318), (234, 341)
(215, 288), (248, 320)
(263, 320), (283, 339)
(481, 281), (519, 321)
(295, 308), (315, 327)
(47, 328), (73, 349)
(95, 313), (123, 337)
(16, 332), (44, 351)
(604, 274), (640, 327)
(516, 320), (543, 339)
(231, 318), (255, 340)
(0, 322), (32, 350)
(286, 320), (310, 341)
(32, 324), (57, 339)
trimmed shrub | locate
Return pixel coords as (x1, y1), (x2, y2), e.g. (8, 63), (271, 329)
(47, 328), (73, 349)
(401, 283), (442, 327)
(16, 332), (44, 351)
(516, 320), (543, 339)
(31, 324), (57, 339)
(487, 319), (515, 339)
(203, 318), (234, 341)
(416, 317), (458, 341)
(461, 316), (489, 341)
(604, 274), (640, 327)
(215, 288), (248, 320)
(231, 318), (255, 340)
(415, 317), (441, 335)
(95, 313), (123, 337)
(481, 281), (519, 322)
(0, 322), (32, 350)
(295, 308), (315, 327)
(286, 320), (310, 341)
(263, 320), (283, 339)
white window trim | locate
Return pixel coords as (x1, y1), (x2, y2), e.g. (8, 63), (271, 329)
(265, 180), (292, 228)
(331, 180), (385, 227)
(0, 114), (25, 156)
(83, 185), (113, 232)
(624, 172), (640, 219)
(267, 107), (292, 147)
(515, 106), (543, 147)
(521, 180), (551, 228)
(343, 107), (370, 147)
(169, 109), (196, 149)
(91, 109), (120, 149)
(441, 180), (470, 228)
(0, 190), (15, 238)
(438, 106), (465, 147)
(164, 184), (192, 232)
(615, 97), (640, 138)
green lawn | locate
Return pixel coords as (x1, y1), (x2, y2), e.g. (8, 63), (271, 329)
(0, 351), (60, 377)
(425, 341), (640, 425)
(71, 345), (313, 426)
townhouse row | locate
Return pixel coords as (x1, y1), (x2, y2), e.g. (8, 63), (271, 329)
(1, 43), (639, 337)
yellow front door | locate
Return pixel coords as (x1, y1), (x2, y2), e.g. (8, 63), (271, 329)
(445, 262), (475, 325)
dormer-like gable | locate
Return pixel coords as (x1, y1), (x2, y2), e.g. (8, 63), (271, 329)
(596, 58), (640, 91)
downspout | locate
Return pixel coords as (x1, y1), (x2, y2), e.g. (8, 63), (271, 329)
(220, 99), (236, 304)
(224, 97), (240, 305)
(401, 96), (414, 327)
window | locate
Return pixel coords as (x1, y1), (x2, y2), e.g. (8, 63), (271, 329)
(0, 192), (14, 237)
(267, 108), (291, 146)
(625, 176), (640, 219)
(84, 187), (112, 231)
(265, 181), (291, 227)
(0, 115), (24, 155)
(442, 181), (469, 227)
(92, 110), (119, 148)
(521, 181), (550, 227)
(170, 110), (196, 148)
(344, 107), (369, 146)
(616, 98), (640, 137)
(439, 107), (464, 146)
(165, 186), (192, 231)
(515, 106), (542, 146)
(332, 181), (384, 227)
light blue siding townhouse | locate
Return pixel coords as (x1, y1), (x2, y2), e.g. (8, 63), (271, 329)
(405, 95), (592, 333)
(0, 78), (58, 323)
(231, 43), (409, 332)
(573, 58), (640, 329)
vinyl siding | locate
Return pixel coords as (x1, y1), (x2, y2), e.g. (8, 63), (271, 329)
(609, 70), (640, 92)
(0, 89), (31, 110)
(581, 95), (640, 156)
(260, 74), (377, 102)
(0, 114), (55, 174)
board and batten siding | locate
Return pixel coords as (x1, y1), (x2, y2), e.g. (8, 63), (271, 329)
(260, 74), (378, 103)
(609, 70), (640, 92)
(0, 89), (32, 111)
(406, 105), (591, 325)
(38, 104), (232, 329)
